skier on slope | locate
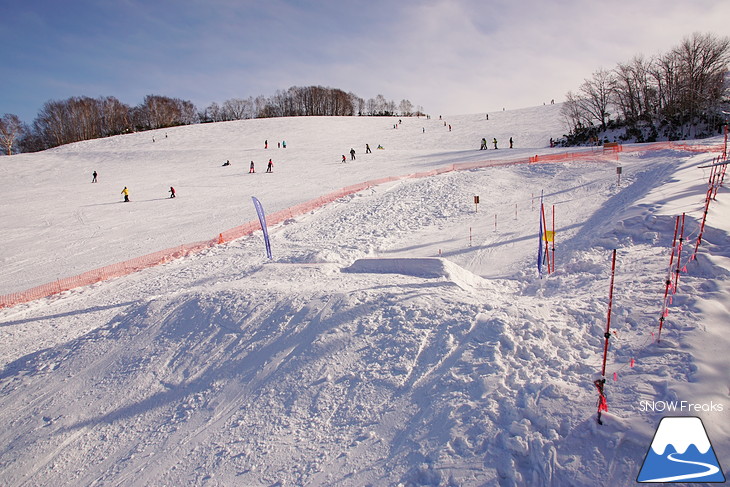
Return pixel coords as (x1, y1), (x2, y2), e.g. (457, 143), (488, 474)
(121, 186), (130, 202)
(169, 186), (176, 198)
(249, 161), (255, 173)
(266, 159), (273, 173)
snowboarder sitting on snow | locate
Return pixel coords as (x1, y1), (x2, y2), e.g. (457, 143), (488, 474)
(222, 160), (231, 166)
(377, 145), (384, 150)
(121, 186), (130, 202)
(169, 186), (176, 198)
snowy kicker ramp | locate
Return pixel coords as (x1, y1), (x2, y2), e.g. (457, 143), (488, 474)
(343, 257), (489, 291)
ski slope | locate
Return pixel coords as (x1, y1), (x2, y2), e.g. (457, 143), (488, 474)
(0, 106), (728, 486)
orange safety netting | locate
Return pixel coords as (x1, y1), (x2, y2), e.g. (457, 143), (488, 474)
(0, 143), (720, 309)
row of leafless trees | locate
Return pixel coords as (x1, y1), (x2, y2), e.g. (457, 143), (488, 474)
(14, 95), (197, 153)
(562, 33), (730, 141)
(200, 86), (420, 122)
(3, 85), (422, 154)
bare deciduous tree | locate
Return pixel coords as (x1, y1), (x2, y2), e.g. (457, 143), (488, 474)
(0, 114), (25, 155)
(398, 99), (413, 116)
(578, 68), (614, 129)
(135, 95), (198, 129)
(672, 32), (730, 120)
(560, 91), (588, 133)
(222, 98), (253, 120)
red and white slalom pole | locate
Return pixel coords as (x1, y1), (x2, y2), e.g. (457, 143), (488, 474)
(596, 249), (617, 425)
(658, 216), (680, 342)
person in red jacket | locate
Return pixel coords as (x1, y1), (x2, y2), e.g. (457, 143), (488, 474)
(169, 186), (176, 198)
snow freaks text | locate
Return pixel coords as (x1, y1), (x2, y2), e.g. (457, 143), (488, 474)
(638, 401), (724, 413)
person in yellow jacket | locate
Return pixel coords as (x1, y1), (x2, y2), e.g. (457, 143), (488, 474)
(121, 186), (130, 202)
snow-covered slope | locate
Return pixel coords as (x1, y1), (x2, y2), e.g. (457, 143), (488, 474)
(0, 106), (563, 295)
(0, 107), (728, 486)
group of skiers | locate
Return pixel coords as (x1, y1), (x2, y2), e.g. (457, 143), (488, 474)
(102, 137), (291, 203)
(342, 144), (382, 163)
(90, 170), (175, 203)
(247, 159), (274, 173)
(479, 137), (513, 150)
(223, 157), (275, 173)
(117, 184), (175, 202)
(264, 139), (287, 149)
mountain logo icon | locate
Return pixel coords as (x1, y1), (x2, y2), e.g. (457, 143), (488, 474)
(637, 416), (726, 483)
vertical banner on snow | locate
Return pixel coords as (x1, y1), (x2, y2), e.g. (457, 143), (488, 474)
(252, 196), (272, 259)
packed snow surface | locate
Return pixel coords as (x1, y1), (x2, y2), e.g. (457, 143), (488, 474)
(0, 105), (728, 486)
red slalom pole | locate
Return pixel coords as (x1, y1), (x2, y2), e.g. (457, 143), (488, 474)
(659, 216), (680, 342)
(710, 164), (719, 200)
(693, 192), (712, 260)
(713, 167), (722, 200)
(673, 213), (686, 293)
(551, 204), (556, 273)
(601, 249), (617, 378)
(596, 249), (617, 425)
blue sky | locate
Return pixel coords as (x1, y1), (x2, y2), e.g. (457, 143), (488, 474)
(1, 0), (729, 123)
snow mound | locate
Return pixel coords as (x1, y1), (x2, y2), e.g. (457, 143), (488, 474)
(343, 257), (489, 290)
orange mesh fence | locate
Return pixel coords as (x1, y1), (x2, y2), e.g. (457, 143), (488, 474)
(0, 143), (721, 309)
(620, 141), (724, 154)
